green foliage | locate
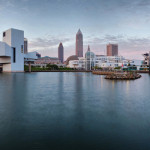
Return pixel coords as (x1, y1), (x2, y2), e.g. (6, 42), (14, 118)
(59, 67), (75, 70)
(128, 63), (131, 66)
(114, 66), (121, 70)
(24, 65), (29, 71)
(46, 64), (58, 70)
(94, 66), (102, 70)
(24, 64), (76, 72)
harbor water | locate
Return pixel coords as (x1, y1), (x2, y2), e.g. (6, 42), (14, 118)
(0, 72), (150, 150)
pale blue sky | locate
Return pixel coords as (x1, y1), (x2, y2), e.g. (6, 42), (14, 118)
(0, 0), (150, 59)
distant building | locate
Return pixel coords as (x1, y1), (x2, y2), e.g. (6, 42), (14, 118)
(85, 45), (95, 70)
(58, 43), (64, 63)
(67, 54), (130, 70)
(76, 29), (83, 57)
(24, 38), (28, 54)
(65, 55), (79, 66)
(36, 52), (41, 59)
(34, 56), (60, 64)
(107, 44), (118, 56)
(67, 46), (127, 70)
(142, 53), (149, 65)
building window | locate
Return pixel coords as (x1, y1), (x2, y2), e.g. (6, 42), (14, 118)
(13, 48), (16, 63)
(3, 32), (6, 37)
(21, 45), (24, 53)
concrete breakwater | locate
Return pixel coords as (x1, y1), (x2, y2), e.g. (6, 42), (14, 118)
(105, 73), (141, 80)
(105, 72), (141, 80)
(93, 71), (141, 80)
(92, 71), (114, 75)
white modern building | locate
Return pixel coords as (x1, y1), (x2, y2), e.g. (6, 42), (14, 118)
(0, 28), (37, 72)
(68, 55), (125, 69)
(67, 46), (142, 70)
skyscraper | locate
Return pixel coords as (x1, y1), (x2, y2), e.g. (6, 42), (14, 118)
(76, 29), (83, 57)
(107, 44), (118, 56)
(58, 42), (64, 63)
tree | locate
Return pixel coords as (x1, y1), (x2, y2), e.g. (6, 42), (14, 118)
(46, 64), (51, 70)
(114, 66), (121, 70)
(128, 63), (131, 66)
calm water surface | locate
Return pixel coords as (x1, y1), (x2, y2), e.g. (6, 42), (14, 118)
(0, 72), (150, 150)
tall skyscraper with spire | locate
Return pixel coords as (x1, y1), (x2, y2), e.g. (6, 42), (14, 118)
(58, 43), (64, 63)
(76, 29), (83, 57)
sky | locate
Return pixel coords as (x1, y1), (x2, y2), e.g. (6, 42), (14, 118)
(0, 0), (150, 60)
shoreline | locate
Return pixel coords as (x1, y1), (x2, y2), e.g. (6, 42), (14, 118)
(25, 70), (92, 73)
(1, 70), (149, 73)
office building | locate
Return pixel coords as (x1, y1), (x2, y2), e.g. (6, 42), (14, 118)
(107, 44), (118, 56)
(76, 29), (83, 57)
(58, 43), (64, 63)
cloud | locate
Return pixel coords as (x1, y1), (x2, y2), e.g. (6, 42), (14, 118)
(28, 33), (150, 60)
(83, 34), (150, 59)
(29, 37), (70, 48)
(85, 34), (125, 44)
(28, 35), (72, 58)
(136, 0), (150, 7)
(0, 0), (15, 8)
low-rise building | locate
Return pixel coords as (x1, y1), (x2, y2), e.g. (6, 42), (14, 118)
(34, 56), (60, 65)
(67, 46), (141, 70)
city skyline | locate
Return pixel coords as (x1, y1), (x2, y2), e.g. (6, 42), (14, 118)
(1, 0), (150, 60)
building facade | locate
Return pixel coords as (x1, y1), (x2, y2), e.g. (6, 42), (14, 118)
(58, 43), (64, 63)
(68, 55), (124, 69)
(76, 29), (83, 57)
(24, 38), (28, 54)
(36, 52), (41, 58)
(0, 28), (37, 72)
(67, 46), (141, 70)
(107, 44), (118, 56)
(85, 46), (95, 70)
(34, 56), (60, 64)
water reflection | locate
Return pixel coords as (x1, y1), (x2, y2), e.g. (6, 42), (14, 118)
(0, 73), (150, 150)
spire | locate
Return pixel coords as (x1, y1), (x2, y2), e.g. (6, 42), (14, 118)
(87, 45), (90, 52)
(59, 42), (63, 46)
(77, 29), (82, 35)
